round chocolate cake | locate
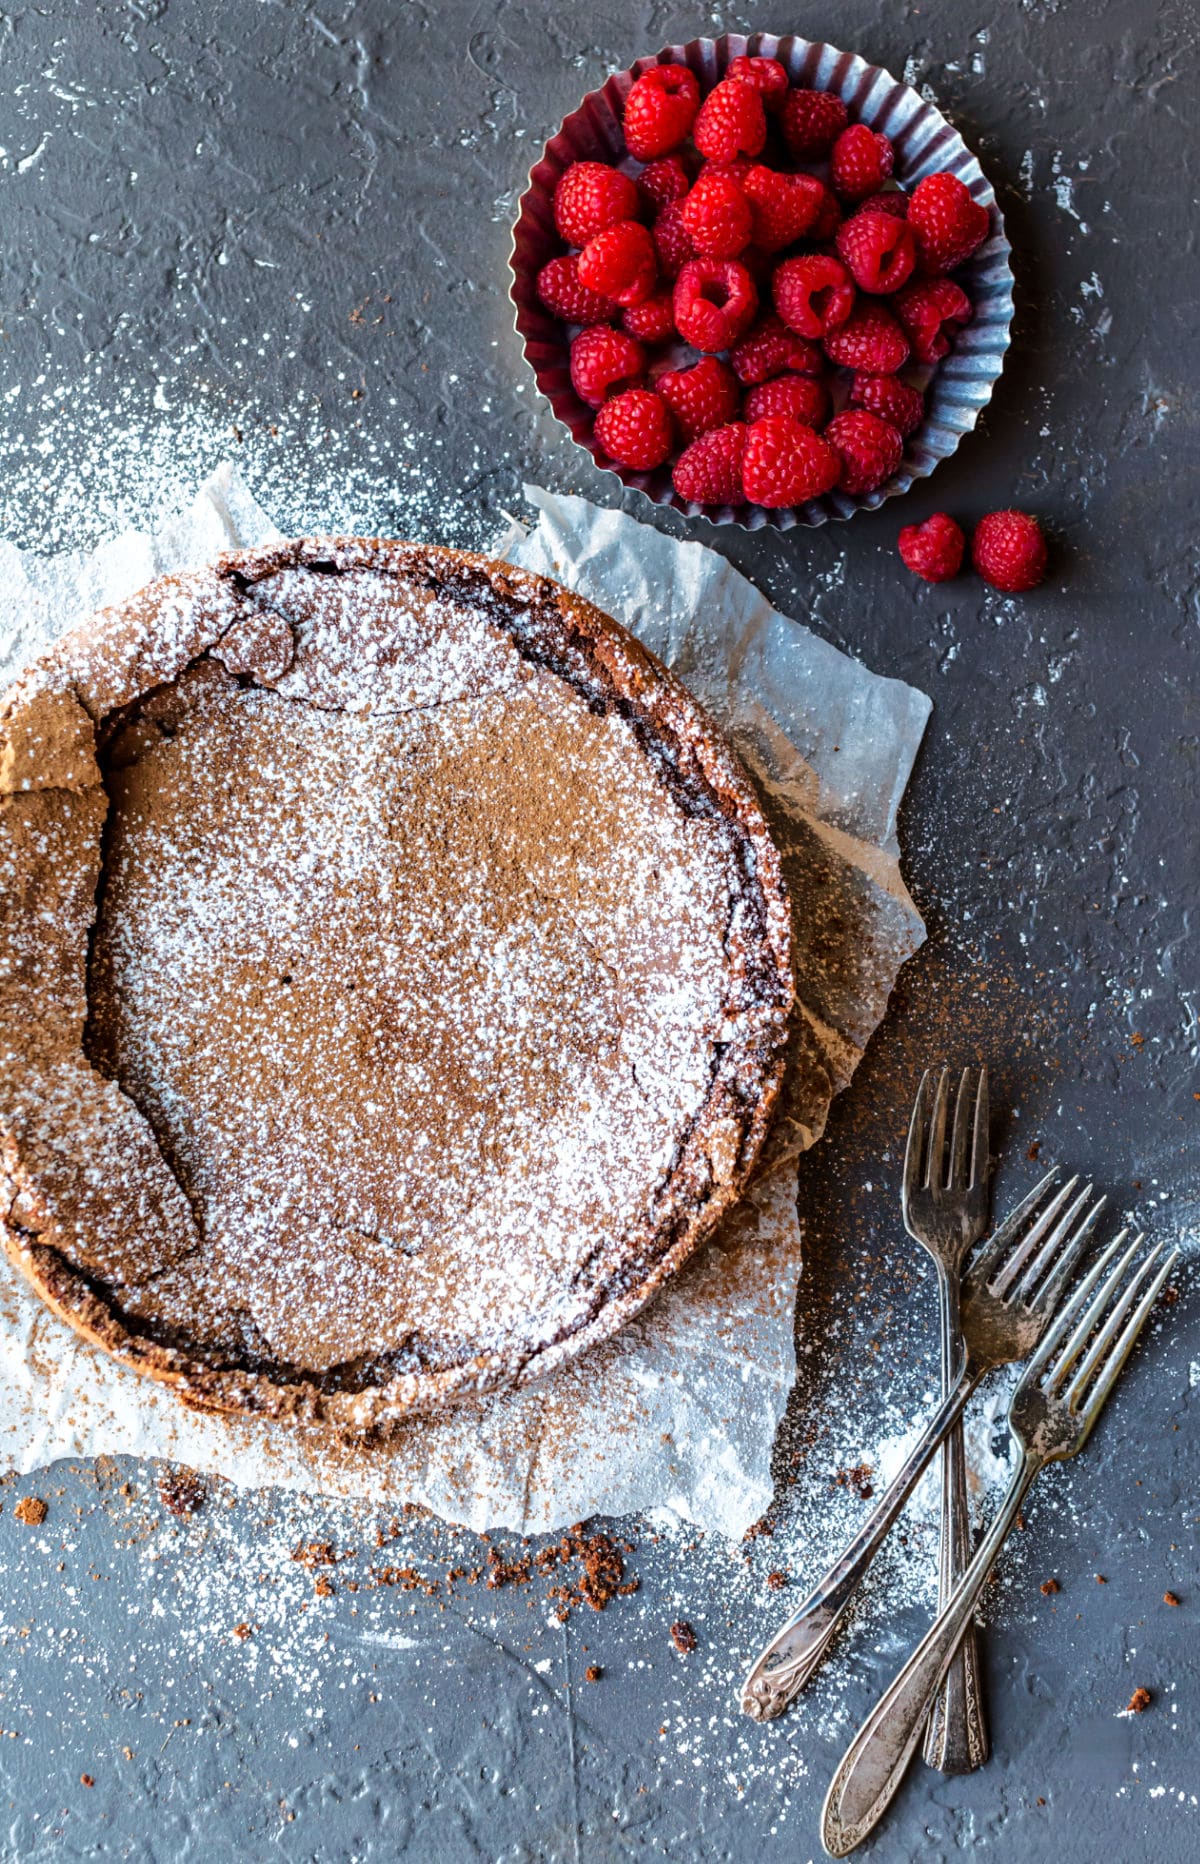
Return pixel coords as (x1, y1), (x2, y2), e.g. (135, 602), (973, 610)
(0, 539), (792, 1434)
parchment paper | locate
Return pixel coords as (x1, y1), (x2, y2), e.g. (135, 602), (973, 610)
(0, 467), (930, 1537)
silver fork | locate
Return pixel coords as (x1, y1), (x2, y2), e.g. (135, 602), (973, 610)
(902, 1065), (991, 1774)
(739, 1167), (1104, 1721)
(822, 1228), (1179, 1856)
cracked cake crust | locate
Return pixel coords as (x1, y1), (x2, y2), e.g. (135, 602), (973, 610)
(0, 538), (793, 1436)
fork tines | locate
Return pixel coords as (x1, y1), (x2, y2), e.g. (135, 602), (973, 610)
(967, 1167), (1107, 1313)
(1029, 1229), (1180, 1431)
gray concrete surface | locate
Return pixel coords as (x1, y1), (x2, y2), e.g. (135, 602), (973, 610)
(0, 3), (1196, 1859)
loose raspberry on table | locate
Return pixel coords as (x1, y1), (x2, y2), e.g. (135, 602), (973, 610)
(730, 312), (824, 383)
(726, 55), (790, 111)
(621, 288), (676, 342)
(578, 220), (657, 305)
(554, 162), (641, 247)
(673, 421), (748, 504)
(825, 408), (903, 494)
(657, 356), (740, 440)
(824, 301), (910, 373)
(780, 87), (848, 159)
(593, 387), (675, 469)
(623, 64), (700, 160)
(742, 415), (842, 506)
(853, 189), (908, 220)
(693, 78), (767, 162)
(743, 372), (830, 428)
(895, 277), (972, 363)
(908, 172), (990, 275)
(898, 512), (965, 582)
(742, 165), (825, 251)
(680, 170), (753, 258)
(536, 255), (618, 326)
(972, 510), (1048, 592)
(673, 258), (759, 351)
(569, 325), (646, 408)
(848, 371), (925, 435)
(831, 123), (894, 200)
(636, 155), (692, 214)
(835, 211), (917, 294)
(651, 201), (696, 278)
(773, 253), (855, 339)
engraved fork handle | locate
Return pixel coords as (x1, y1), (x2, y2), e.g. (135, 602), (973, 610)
(822, 1448), (1041, 1857)
(922, 1263), (989, 1773)
(740, 1355), (977, 1721)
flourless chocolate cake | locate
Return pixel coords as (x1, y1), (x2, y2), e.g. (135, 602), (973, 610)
(0, 539), (792, 1434)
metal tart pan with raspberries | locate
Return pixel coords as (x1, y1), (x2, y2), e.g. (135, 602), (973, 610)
(509, 32), (1014, 530)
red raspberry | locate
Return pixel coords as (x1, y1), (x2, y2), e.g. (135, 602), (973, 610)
(898, 512), (965, 582)
(680, 171), (753, 258)
(824, 301), (909, 373)
(743, 373), (830, 428)
(698, 156), (754, 186)
(569, 325), (645, 408)
(554, 162), (641, 247)
(853, 189), (908, 220)
(536, 255), (617, 326)
(825, 408), (904, 495)
(637, 155), (692, 214)
(726, 55), (790, 111)
(835, 212), (917, 294)
(773, 253), (854, 339)
(693, 79), (767, 162)
(623, 65), (700, 161)
(780, 88), (848, 159)
(657, 356), (740, 439)
(673, 421), (748, 505)
(651, 201), (696, 278)
(742, 165), (824, 251)
(673, 258), (758, 352)
(809, 185), (844, 243)
(621, 289), (676, 342)
(578, 221), (657, 305)
(971, 510), (1048, 592)
(895, 278), (972, 363)
(831, 124), (894, 201)
(593, 388), (675, 470)
(848, 372), (925, 436)
(908, 173), (990, 275)
(731, 313), (824, 384)
(742, 416), (841, 506)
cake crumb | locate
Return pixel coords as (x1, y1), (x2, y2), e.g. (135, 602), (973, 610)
(159, 1467), (207, 1517)
(81, 1774), (94, 1788)
(584, 1665), (602, 1683)
(1126, 1687), (1151, 1714)
(1040, 1578), (1060, 1595)
(14, 1496), (47, 1526)
(766, 1571), (788, 1591)
(231, 1623), (253, 1641)
(1163, 1591), (1181, 1607)
(670, 1620), (698, 1654)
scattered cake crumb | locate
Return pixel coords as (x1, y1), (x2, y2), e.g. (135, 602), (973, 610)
(14, 1496), (47, 1526)
(1040, 1578), (1060, 1595)
(1163, 1591), (1180, 1607)
(670, 1620), (698, 1654)
(1126, 1687), (1151, 1714)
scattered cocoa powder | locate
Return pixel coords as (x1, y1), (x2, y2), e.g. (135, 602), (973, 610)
(292, 1540), (337, 1569)
(158, 1467), (207, 1518)
(766, 1571), (788, 1591)
(833, 1463), (875, 1501)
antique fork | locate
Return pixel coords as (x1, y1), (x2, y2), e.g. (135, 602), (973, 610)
(902, 1065), (991, 1774)
(740, 1166), (1105, 1721)
(822, 1227), (1179, 1856)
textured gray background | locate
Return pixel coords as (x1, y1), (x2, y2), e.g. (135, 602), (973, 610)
(0, 2), (1197, 1860)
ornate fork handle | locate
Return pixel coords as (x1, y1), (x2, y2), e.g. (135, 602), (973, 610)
(822, 1450), (1040, 1856)
(740, 1355), (976, 1721)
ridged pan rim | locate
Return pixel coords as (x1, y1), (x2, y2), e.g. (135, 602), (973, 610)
(508, 31), (1015, 531)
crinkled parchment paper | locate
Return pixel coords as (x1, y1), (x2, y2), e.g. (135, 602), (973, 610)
(0, 468), (930, 1537)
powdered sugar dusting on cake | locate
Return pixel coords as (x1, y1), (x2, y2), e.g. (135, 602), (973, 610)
(3, 543), (792, 1422)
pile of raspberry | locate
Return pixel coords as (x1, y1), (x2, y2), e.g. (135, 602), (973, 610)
(535, 55), (990, 511)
